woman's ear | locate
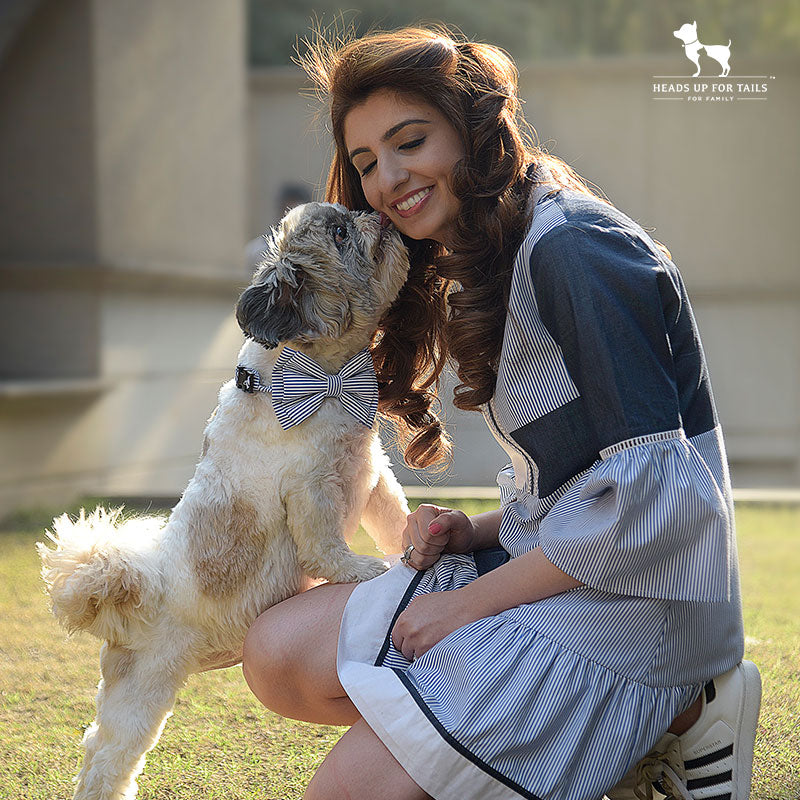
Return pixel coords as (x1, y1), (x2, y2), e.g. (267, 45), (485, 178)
(235, 262), (306, 349)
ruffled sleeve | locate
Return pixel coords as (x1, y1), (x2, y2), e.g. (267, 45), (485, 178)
(537, 430), (732, 602)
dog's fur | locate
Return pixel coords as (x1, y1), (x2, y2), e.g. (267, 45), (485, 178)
(674, 21), (732, 77)
(38, 202), (411, 800)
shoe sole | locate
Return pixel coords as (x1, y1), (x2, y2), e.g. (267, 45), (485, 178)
(734, 660), (762, 800)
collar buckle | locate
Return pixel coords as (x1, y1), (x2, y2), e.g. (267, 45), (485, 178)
(235, 365), (260, 393)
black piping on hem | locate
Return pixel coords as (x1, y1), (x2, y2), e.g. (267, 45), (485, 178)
(391, 668), (544, 800)
(374, 569), (425, 667)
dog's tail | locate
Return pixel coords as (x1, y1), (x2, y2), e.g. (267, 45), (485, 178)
(37, 506), (166, 641)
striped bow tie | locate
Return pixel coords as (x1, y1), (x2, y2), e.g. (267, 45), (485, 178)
(269, 346), (378, 430)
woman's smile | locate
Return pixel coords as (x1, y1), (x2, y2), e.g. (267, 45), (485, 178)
(392, 186), (433, 216)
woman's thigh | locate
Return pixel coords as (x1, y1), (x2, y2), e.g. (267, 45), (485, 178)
(242, 580), (359, 725)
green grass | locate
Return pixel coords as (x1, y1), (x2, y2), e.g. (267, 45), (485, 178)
(1, 500), (798, 799)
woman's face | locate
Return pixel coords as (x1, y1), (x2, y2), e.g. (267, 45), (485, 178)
(343, 89), (465, 247)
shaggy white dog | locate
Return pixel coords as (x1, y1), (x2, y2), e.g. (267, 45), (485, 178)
(38, 202), (411, 800)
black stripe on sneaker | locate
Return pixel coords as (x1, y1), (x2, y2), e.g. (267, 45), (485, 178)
(687, 771), (733, 790)
(696, 794), (731, 800)
(685, 743), (734, 770)
(704, 679), (717, 703)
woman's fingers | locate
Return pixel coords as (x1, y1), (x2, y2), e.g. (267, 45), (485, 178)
(402, 542), (439, 570)
(395, 630), (415, 661)
(435, 509), (476, 554)
(402, 505), (448, 551)
(400, 505), (472, 569)
(391, 591), (476, 660)
(426, 510), (466, 538)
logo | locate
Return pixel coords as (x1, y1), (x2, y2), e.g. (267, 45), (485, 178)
(673, 21), (731, 77)
(651, 20), (773, 103)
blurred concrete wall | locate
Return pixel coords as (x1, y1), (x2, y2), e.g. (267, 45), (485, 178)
(0, 4), (797, 518)
(250, 57), (800, 489)
(0, 0), (248, 515)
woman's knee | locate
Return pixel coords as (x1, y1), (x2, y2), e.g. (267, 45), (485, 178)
(241, 582), (356, 715)
(242, 601), (303, 707)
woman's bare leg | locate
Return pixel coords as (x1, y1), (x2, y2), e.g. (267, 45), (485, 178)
(244, 583), (430, 797)
(242, 581), (359, 725)
(304, 718), (432, 800)
(667, 693), (702, 735)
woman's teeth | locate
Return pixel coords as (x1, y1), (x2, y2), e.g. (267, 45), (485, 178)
(395, 188), (431, 212)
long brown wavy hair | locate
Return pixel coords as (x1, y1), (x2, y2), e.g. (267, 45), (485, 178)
(298, 25), (603, 469)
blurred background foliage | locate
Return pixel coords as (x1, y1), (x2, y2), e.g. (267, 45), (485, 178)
(250, 0), (800, 66)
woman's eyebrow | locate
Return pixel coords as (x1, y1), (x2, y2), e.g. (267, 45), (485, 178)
(348, 119), (431, 160)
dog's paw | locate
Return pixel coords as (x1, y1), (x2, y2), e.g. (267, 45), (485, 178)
(326, 554), (388, 584)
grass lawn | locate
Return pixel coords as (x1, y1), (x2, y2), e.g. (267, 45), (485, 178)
(1, 499), (798, 799)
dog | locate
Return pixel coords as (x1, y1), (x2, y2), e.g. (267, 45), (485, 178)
(37, 202), (412, 800)
(674, 21), (732, 77)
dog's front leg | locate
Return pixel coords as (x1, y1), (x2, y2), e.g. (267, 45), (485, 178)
(285, 487), (388, 583)
(73, 644), (186, 800)
(360, 467), (409, 555)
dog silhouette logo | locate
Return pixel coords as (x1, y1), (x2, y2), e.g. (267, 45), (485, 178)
(674, 21), (732, 77)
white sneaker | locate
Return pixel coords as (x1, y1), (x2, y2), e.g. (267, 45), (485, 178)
(605, 661), (762, 800)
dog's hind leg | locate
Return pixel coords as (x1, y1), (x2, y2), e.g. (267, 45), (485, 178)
(73, 644), (187, 800)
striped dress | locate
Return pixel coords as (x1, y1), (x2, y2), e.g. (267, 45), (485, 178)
(336, 169), (745, 800)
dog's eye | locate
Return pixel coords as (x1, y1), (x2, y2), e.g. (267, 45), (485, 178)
(334, 225), (348, 245)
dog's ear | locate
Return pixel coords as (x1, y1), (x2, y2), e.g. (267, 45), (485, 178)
(235, 264), (306, 349)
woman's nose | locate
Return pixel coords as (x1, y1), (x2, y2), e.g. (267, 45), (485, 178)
(376, 156), (409, 197)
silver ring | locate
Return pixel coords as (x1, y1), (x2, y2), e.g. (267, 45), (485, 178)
(401, 543), (415, 565)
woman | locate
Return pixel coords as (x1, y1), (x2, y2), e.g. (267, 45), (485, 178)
(242, 26), (760, 800)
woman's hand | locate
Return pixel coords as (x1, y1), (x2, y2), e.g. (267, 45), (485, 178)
(391, 589), (480, 661)
(401, 504), (477, 570)
(390, 547), (584, 661)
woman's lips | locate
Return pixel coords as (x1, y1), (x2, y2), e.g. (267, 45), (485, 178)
(392, 187), (433, 218)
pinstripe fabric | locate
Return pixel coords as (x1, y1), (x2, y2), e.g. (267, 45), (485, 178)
(336, 173), (744, 800)
(270, 346), (378, 429)
(492, 197), (578, 432)
(532, 429), (731, 602)
(484, 194), (579, 497)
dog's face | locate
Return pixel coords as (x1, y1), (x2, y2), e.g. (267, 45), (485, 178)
(673, 22), (697, 43)
(236, 203), (409, 349)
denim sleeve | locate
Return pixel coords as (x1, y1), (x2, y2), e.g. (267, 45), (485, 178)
(530, 220), (684, 452)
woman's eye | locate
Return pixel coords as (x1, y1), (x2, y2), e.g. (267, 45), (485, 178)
(357, 138), (423, 178)
(334, 224), (348, 244)
(399, 137), (425, 150)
